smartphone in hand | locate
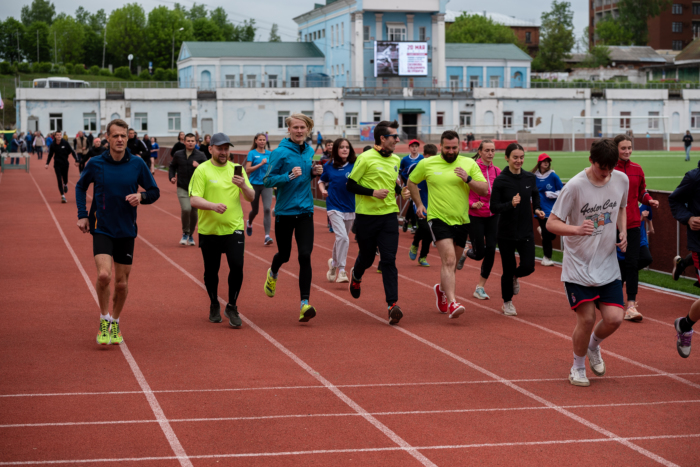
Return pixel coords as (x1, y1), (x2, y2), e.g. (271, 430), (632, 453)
(234, 165), (242, 177)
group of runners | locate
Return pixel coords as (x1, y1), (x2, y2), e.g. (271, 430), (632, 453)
(61, 114), (698, 389)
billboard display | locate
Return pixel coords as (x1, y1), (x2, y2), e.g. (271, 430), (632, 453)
(374, 41), (428, 77)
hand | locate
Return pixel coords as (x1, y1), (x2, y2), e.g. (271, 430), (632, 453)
(401, 187), (411, 200)
(151, 168), (155, 174)
(77, 218), (89, 233)
(535, 209), (545, 219)
(689, 216), (700, 231)
(454, 167), (469, 182)
(125, 193), (141, 206)
(616, 230), (627, 252)
(512, 193), (521, 207)
(45, 165), (49, 170)
(232, 175), (246, 187)
(415, 205), (427, 219)
(261, 158), (267, 165)
(170, 177), (176, 184)
(472, 201), (484, 210)
(213, 203), (227, 214)
(649, 228), (655, 235)
(291, 167), (302, 177)
(545, 191), (558, 199)
(192, 161), (199, 168)
(577, 219), (594, 236)
(648, 199), (659, 208)
(373, 189), (389, 199)
(319, 188), (328, 198)
(75, 162), (79, 167)
(641, 210), (649, 219)
(313, 164), (323, 175)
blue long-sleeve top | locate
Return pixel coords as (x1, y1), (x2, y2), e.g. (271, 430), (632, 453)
(75, 149), (160, 239)
(263, 138), (316, 216)
(534, 170), (563, 218)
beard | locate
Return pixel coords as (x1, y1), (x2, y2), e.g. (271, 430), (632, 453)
(442, 152), (459, 163)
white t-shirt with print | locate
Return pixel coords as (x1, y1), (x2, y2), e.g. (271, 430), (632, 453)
(550, 169), (629, 287)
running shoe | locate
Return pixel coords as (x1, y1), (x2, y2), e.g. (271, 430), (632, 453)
(672, 255), (683, 281)
(434, 283), (448, 313)
(337, 270), (349, 283)
(209, 304), (222, 323)
(224, 304), (242, 328)
(418, 257), (430, 267)
(109, 321), (123, 345)
(456, 250), (467, 270)
(63, 184), (68, 194)
(96, 318), (110, 345)
(541, 256), (554, 267)
(179, 234), (188, 245)
(512, 277), (520, 295)
(377, 263), (382, 273)
(587, 346), (606, 376)
(402, 221), (408, 232)
(675, 317), (693, 358)
(187, 235), (196, 246)
(246, 221), (253, 236)
(537, 226), (542, 238)
(327, 258), (338, 282)
(473, 286), (490, 300)
(264, 269), (277, 298)
(388, 303), (403, 325)
(61, 195), (67, 203)
(299, 304), (317, 322)
(410, 226), (417, 234)
(349, 268), (361, 299)
(409, 245), (418, 261)
(448, 302), (465, 319)
(623, 304), (643, 322)
(502, 301), (517, 316)
(466, 249), (477, 261)
(264, 236), (274, 246)
(569, 366), (590, 387)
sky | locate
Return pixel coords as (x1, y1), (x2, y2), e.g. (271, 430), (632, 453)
(2, 0), (589, 45)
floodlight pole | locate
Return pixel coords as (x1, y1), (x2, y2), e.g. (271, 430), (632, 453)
(171, 27), (184, 70)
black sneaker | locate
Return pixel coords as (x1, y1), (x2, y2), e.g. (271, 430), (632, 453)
(388, 303), (403, 325)
(224, 304), (242, 328)
(672, 255), (685, 281)
(466, 249), (477, 260)
(209, 304), (222, 323)
(63, 184), (68, 193)
(349, 268), (361, 299)
(402, 221), (408, 232)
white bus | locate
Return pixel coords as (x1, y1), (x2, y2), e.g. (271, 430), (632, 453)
(33, 77), (90, 88)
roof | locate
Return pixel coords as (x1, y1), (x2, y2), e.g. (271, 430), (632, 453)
(445, 43), (532, 61)
(445, 10), (540, 28)
(179, 42), (325, 59)
(675, 39), (700, 64)
(565, 46), (666, 64)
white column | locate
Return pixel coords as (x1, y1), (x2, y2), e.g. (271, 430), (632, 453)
(407, 14), (414, 40)
(215, 62), (221, 88)
(505, 65), (511, 88)
(606, 99), (613, 137)
(684, 96), (691, 133)
(353, 12), (364, 85)
(430, 100), (437, 133)
(261, 65), (265, 87)
(585, 98), (592, 136)
(433, 14), (446, 86)
(375, 14), (383, 41)
(452, 100), (459, 128)
(361, 100), (368, 123)
(20, 99), (27, 132)
(191, 99), (198, 131)
(217, 97), (224, 133)
(463, 66), (467, 90)
(482, 66), (487, 87)
(383, 100), (390, 120)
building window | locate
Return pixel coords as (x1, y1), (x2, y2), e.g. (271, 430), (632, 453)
(648, 111), (660, 130)
(83, 113), (97, 132)
(278, 111), (290, 129)
(49, 113), (63, 132)
(459, 112), (472, 127)
(331, 25), (334, 46)
(341, 64), (345, 75)
(168, 112), (181, 131)
(437, 111), (445, 126)
(387, 24), (406, 41)
(469, 76), (480, 89)
(525, 31), (532, 43)
(672, 22), (683, 33)
(450, 75), (459, 90)
(246, 74), (256, 88)
(341, 22), (345, 45)
(225, 74), (236, 88)
(363, 25), (370, 41)
(694, 3), (700, 14)
(672, 4), (683, 14)
(345, 112), (358, 129)
(290, 76), (300, 88)
(134, 112), (147, 132)
(672, 40), (684, 50)
(692, 112), (700, 129)
(503, 112), (513, 129)
(524, 111), (535, 129)
(301, 110), (314, 121)
(268, 75), (278, 88)
(489, 76), (500, 88)
(620, 111), (631, 129)
(322, 29), (325, 38)
(419, 27), (426, 41)
(373, 111), (382, 122)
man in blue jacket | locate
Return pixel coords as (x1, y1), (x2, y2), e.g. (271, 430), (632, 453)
(263, 114), (323, 322)
(75, 119), (160, 346)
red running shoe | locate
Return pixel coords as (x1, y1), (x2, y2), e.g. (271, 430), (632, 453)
(349, 268), (361, 299)
(448, 302), (465, 319)
(434, 283), (448, 313)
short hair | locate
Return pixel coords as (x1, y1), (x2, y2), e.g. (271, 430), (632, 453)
(107, 119), (128, 136)
(128, 128), (135, 132)
(325, 139), (334, 146)
(374, 120), (399, 145)
(285, 113), (314, 135)
(332, 138), (356, 168)
(423, 143), (438, 156)
(363, 145), (372, 152)
(613, 134), (632, 146)
(505, 143), (524, 158)
(184, 133), (196, 141)
(590, 139), (619, 170)
(440, 130), (459, 146)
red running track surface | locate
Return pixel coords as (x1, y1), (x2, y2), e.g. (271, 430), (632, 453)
(1, 160), (699, 466)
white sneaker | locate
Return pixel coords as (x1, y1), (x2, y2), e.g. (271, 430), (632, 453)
(336, 270), (349, 283)
(537, 226), (542, 238)
(587, 346), (606, 376)
(569, 366), (590, 387)
(473, 286), (490, 300)
(179, 234), (188, 245)
(512, 277), (520, 295)
(326, 258), (338, 282)
(541, 256), (554, 267)
(502, 301), (517, 316)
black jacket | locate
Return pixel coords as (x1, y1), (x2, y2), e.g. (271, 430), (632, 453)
(47, 140), (78, 166)
(84, 146), (105, 165)
(669, 160), (700, 252)
(127, 138), (150, 167)
(168, 148), (208, 190)
(170, 142), (186, 157)
(490, 167), (541, 240)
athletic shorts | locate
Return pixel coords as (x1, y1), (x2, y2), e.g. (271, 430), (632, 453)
(427, 218), (469, 248)
(564, 280), (624, 311)
(93, 234), (135, 265)
(693, 252), (700, 282)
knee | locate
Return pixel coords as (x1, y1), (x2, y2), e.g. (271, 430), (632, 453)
(444, 255), (456, 270)
(521, 264), (535, 277)
(114, 279), (128, 294)
(97, 271), (111, 287)
(578, 313), (596, 331)
(298, 251), (312, 265)
(263, 207), (271, 216)
(604, 310), (624, 329)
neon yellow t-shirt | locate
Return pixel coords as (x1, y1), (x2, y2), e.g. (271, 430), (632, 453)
(409, 155), (486, 225)
(348, 148), (401, 215)
(188, 160), (252, 235)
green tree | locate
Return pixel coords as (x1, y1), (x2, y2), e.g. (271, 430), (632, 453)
(193, 17), (223, 41)
(21, 0), (55, 26)
(232, 19), (256, 42)
(446, 13), (524, 49)
(269, 23), (281, 42)
(210, 7), (235, 41)
(106, 3), (147, 68)
(49, 14), (85, 64)
(144, 6), (193, 70)
(617, 0), (671, 45)
(0, 18), (27, 63)
(187, 3), (208, 21)
(577, 45), (611, 68)
(75, 8), (108, 68)
(595, 17), (634, 46)
(532, 0), (575, 71)
(23, 21), (51, 63)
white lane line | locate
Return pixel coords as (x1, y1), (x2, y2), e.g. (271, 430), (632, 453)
(29, 174), (194, 467)
(2, 434), (700, 465)
(136, 234), (437, 467)
(4, 399), (700, 429)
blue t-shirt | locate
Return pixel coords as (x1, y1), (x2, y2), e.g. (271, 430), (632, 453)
(405, 161), (428, 212)
(246, 149), (271, 185)
(535, 171), (564, 217)
(320, 161), (355, 213)
(617, 204), (652, 260)
(151, 142), (159, 156)
(400, 154), (423, 183)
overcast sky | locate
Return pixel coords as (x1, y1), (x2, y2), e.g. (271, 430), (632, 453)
(2, 0), (589, 45)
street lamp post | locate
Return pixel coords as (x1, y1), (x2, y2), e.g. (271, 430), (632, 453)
(171, 27), (184, 70)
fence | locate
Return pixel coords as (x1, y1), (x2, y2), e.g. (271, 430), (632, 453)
(18, 81), (180, 89)
(531, 81), (700, 90)
(538, 137), (665, 152)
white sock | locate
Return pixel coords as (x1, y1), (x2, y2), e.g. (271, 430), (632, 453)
(339, 267), (345, 272)
(573, 352), (586, 369)
(100, 314), (109, 321)
(588, 332), (604, 351)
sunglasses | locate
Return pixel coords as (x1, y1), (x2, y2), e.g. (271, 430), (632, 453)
(384, 134), (400, 139)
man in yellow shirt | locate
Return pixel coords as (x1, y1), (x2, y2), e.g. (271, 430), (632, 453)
(189, 133), (254, 327)
(406, 131), (488, 319)
(346, 120), (404, 325)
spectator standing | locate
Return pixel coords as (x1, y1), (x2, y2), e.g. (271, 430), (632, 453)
(86, 131), (94, 147)
(25, 131), (33, 156)
(316, 130), (323, 153)
(265, 131), (271, 150)
(75, 131), (89, 173)
(33, 131), (45, 160)
(684, 131), (694, 162)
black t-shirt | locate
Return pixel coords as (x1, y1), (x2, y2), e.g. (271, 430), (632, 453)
(684, 135), (693, 147)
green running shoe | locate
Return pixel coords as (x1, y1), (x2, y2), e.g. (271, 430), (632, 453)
(299, 304), (317, 322)
(96, 319), (110, 345)
(264, 268), (277, 298)
(110, 320), (123, 345)
(409, 245), (418, 261)
(418, 257), (430, 267)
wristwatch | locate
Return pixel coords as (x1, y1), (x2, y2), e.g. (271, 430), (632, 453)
(466, 175), (472, 184)
(140, 192), (146, 202)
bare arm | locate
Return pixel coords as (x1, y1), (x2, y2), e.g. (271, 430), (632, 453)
(244, 160), (266, 174)
(190, 196), (227, 214)
(616, 207), (627, 252)
(546, 213), (594, 237)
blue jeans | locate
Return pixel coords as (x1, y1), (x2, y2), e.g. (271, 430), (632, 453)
(686, 146), (691, 161)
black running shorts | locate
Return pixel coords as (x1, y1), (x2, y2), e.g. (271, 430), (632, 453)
(427, 218), (469, 248)
(93, 234), (135, 265)
(564, 280), (624, 311)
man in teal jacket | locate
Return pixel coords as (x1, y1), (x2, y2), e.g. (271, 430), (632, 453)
(263, 114), (323, 322)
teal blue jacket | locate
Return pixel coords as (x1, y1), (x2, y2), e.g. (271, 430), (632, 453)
(263, 138), (316, 216)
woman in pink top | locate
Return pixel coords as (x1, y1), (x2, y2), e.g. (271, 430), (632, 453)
(458, 140), (501, 300)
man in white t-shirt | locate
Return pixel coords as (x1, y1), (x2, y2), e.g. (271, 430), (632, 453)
(547, 139), (629, 387)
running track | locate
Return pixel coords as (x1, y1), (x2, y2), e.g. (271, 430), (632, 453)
(1, 160), (699, 466)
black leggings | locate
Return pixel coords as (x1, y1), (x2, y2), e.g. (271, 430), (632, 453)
(621, 227), (642, 301)
(498, 237), (536, 302)
(353, 213), (399, 305)
(538, 217), (557, 259)
(54, 165), (68, 195)
(271, 214), (314, 300)
(200, 233), (245, 307)
(619, 244), (652, 286)
(411, 217), (431, 258)
(468, 215), (498, 279)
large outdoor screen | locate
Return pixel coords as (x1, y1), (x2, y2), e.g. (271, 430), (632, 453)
(374, 41), (428, 77)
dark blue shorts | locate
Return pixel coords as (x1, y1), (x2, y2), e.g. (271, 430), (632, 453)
(564, 280), (624, 311)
